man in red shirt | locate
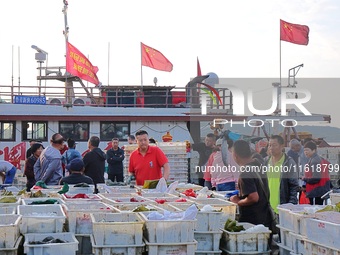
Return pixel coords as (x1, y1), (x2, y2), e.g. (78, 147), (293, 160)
(128, 130), (170, 186)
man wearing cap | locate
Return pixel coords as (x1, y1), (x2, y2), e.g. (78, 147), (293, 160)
(34, 133), (64, 185)
(59, 158), (94, 185)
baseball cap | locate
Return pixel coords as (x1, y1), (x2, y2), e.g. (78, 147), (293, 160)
(66, 158), (84, 172)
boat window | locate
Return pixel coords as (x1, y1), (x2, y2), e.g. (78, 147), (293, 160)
(22, 121), (47, 141)
(100, 122), (130, 141)
(59, 122), (89, 141)
(0, 122), (15, 141)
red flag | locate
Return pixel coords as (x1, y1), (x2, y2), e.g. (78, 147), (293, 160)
(197, 57), (202, 91)
(280, 19), (309, 45)
(141, 43), (173, 72)
(66, 42), (100, 85)
(197, 57), (202, 76)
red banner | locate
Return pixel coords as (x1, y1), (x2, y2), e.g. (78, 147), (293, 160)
(280, 19), (309, 45)
(66, 42), (100, 85)
(141, 43), (173, 72)
(0, 142), (26, 169)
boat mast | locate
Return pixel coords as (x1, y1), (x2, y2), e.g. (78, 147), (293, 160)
(62, 0), (74, 105)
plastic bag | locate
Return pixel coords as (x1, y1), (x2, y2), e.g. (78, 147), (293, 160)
(166, 181), (178, 194)
(155, 177), (167, 192)
(299, 191), (310, 204)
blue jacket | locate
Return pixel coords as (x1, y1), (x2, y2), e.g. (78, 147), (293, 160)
(62, 148), (82, 165)
(34, 146), (63, 185)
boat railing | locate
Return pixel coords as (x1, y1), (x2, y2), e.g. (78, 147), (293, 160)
(0, 77), (233, 111)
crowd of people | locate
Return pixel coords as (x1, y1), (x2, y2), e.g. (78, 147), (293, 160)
(0, 130), (172, 194)
(192, 133), (332, 242)
(0, 130), (332, 233)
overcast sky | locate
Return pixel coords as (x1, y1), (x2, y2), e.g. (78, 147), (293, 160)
(1, 0), (340, 128)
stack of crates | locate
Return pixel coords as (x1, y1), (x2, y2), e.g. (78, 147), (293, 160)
(172, 203), (223, 255)
(90, 212), (145, 254)
(140, 210), (197, 255)
(277, 204), (312, 255)
(277, 203), (340, 255)
(158, 142), (188, 183)
(189, 198), (237, 229)
(123, 144), (139, 177)
(304, 211), (340, 254)
(0, 214), (22, 255)
(63, 201), (116, 255)
(18, 204), (79, 255)
(0, 191), (22, 254)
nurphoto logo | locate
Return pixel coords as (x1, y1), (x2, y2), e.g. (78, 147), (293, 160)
(201, 86), (311, 116)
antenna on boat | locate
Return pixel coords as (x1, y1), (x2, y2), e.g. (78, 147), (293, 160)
(18, 46), (21, 93)
(62, 0), (74, 106)
(31, 45), (48, 96)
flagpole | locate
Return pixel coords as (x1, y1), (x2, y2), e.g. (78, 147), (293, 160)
(279, 20), (282, 112)
(280, 38), (282, 87)
(108, 42), (110, 85)
(140, 42), (143, 88)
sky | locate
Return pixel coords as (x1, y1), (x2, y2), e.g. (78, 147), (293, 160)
(1, 0), (340, 128)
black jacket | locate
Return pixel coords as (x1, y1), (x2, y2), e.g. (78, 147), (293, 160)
(106, 147), (125, 174)
(83, 147), (106, 185)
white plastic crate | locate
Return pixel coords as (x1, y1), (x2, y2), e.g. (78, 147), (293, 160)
(192, 198), (236, 228)
(64, 202), (116, 234)
(194, 231), (222, 251)
(304, 239), (340, 255)
(67, 184), (95, 194)
(288, 210), (314, 236)
(98, 193), (139, 203)
(23, 232), (78, 255)
(140, 192), (176, 198)
(289, 231), (305, 255)
(0, 206), (16, 214)
(153, 203), (183, 212)
(139, 212), (196, 243)
(30, 188), (62, 196)
(0, 236), (23, 255)
(147, 196), (192, 204)
(103, 195), (153, 205)
(305, 214), (340, 250)
(112, 203), (159, 213)
(176, 183), (203, 192)
(18, 204), (66, 234)
(144, 240), (197, 255)
(90, 235), (145, 255)
(330, 193), (340, 205)
(220, 222), (271, 253)
(277, 204), (322, 233)
(22, 197), (64, 205)
(172, 203), (223, 231)
(0, 196), (21, 207)
(0, 214), (22, 248)
(91, 212), (144, 246)
(61, 193), (102, 203)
